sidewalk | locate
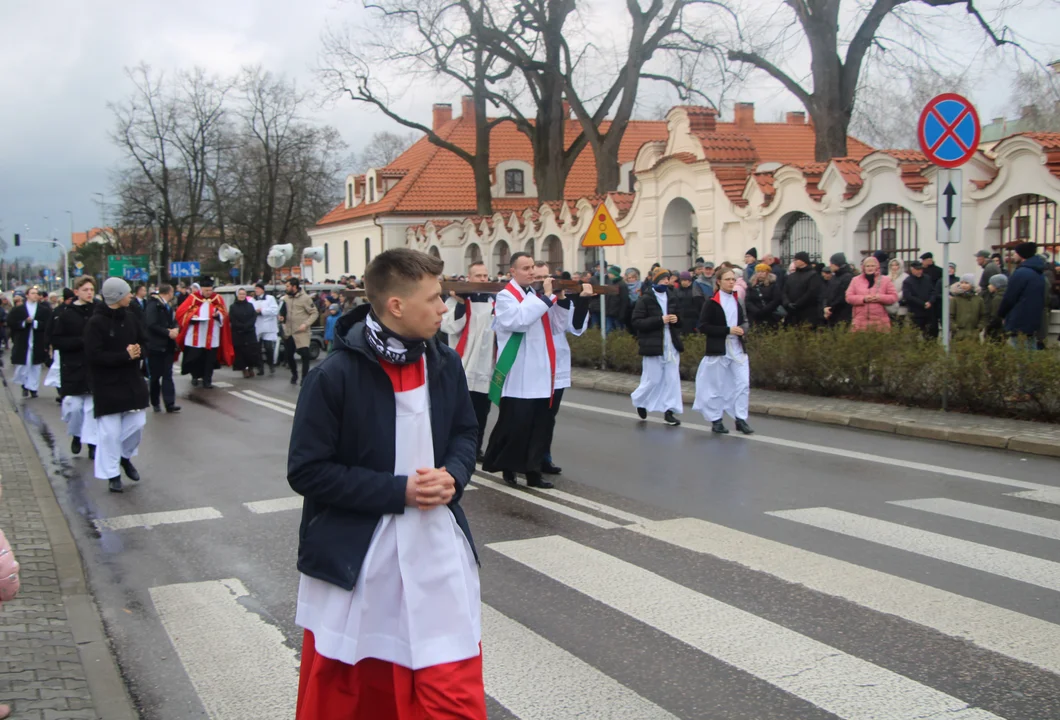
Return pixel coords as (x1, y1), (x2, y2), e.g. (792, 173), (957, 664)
(571, 368), (1060, 459)
(0, 379), (137, 720)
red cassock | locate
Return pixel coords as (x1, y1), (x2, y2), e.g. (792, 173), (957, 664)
(174, 292), (235, 366)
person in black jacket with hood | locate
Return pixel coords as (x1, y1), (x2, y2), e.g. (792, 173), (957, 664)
(144, 285), (181, 413)
(84, 278), (150, 493)
(902, 261), (938, 338)
(630, 268), (684, 426)
(782, 252), (824, 326)
(823, 253), (855, 326)
(287, 249), (485, 717)
(49, 277), (99, 457)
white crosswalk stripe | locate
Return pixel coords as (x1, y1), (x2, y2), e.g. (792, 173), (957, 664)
(890, 497), (1060, 541)
(768, 506), (1060, 592)
(490, 535), (1005, 720)
(95, 507), (223, 531)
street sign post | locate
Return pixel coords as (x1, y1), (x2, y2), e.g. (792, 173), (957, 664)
(582, 204), (627, 365)
(107, 254), (149, 280)
(168, 261), (201, 279)
(917, 92), (980, 409)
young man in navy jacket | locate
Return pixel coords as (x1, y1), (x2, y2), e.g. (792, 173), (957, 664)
(288, 248), (484, 719)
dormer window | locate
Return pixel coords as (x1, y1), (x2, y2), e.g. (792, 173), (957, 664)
(346, 184), (353, 208)
(369, 182), (375, 203)
(505, 169), (525, 195)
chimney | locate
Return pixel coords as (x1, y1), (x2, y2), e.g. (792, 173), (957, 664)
(1020, 104), (1039, 119)
(734, 102), (755, 129)
(432, 103), (453, 131)
(461, 95), (475, 122)
(785, 111), (806, 125)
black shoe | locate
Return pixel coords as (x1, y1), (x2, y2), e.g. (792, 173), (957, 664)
(152, 405), (162, 413)
(55, 396), (62, 403)
(202, 381), (214, 389)
(541, 462), (562, 475)
(636, 406), (647, 419)
(256, 368), (265, 376)
(191, 378), (200, 387)
(165, 405), (182, 414)
(269, 365), (275, 375)
(71, 437), (82, 455)
(664, 410), (681, 426)
(712, 420), (729, 434)
(120, 458), (140, 482)
(108, 477), (123, 493)
(735, 419), (755, 435)
(290, 376), (298, 385)
(526, 473), (555, 490)
(21, 386), (28, 398)
(88, 444), (96, 460)
(502, 471), (518, 487)
(476, 451), (485, 465)
(29, 390), (37, 398)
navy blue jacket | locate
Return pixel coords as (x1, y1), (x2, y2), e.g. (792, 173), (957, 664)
(287, 305), (480, 591)
(998, 255), (1046, 336)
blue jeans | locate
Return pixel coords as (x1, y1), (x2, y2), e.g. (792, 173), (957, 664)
(605, 316), (623, 334)
(1007, 335), (1038, 351)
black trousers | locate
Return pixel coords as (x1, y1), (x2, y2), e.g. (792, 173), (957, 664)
(483, 396), (554, 476)
(261, 339), (277, 370)
(285, 337), (311, 380)
(543, 388), (564, 460)
(912, 313), (938, 339)
(148, 352), (176, 408)
(469, 391), (491, 455)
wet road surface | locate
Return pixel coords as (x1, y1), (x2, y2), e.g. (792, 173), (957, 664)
(7, 363), (1060, 720)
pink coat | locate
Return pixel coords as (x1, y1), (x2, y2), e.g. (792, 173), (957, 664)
(0, 485), (19, 604)
(846, 273), (898, 332)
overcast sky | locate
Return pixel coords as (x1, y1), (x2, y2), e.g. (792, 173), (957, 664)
(1, 0), (1056, 269)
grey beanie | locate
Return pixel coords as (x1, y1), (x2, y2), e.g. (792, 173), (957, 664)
(960, 273), (976, 284)
(989, 274), (1008, 289)
(101, 277), (131, 305)
(830, 252), (847, 266)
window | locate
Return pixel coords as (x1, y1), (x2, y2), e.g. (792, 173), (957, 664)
(880, 228), (897, 253)
(1016, 216), (1031, 239)
(368, 182), (375, 203)
(365, 237), (371, 267)
(343, 240), (350, 273)
(505, 169), (524, 195)
(346, 184), (352, 207)
(324, 244), (330, 274)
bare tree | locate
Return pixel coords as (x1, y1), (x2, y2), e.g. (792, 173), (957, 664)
(1006, 66), (1060, 132)
(726, 1), (1020, 161)
(320, 0), (515, 215)
(355, 131), (417, 172)
(850, 71), (973, 149)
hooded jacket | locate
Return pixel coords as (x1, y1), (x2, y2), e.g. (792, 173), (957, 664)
(998, 255), (1046, 336)
(83, 303), (150, 418)
(631, 288), (685, 356)
(48, 301), (95, 396)
(287, 305), (479, 591)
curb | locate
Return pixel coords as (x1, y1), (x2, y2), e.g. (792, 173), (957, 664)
(2, 383), (140, 720)
(569, 372), (1060, 459)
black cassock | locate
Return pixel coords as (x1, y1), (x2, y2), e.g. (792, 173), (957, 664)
(8, 301), (52, 366)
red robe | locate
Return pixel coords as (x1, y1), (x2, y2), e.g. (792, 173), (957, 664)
(175, 292), (235, 366)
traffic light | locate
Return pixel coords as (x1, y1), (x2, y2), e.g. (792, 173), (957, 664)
(14, 233), (20, 247)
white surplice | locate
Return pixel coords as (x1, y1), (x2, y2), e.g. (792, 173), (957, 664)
(492, 282), (569, 399)
(296, 359), (481, 670)
(442, 296), (495, 395)
(630, 290), (683, 414)
(186, 299), (222, 349)
(693, 290), (750, 422)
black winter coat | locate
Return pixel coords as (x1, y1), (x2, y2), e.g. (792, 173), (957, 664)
(782, 266), (824, 326)
(604, 278), (630, 320)
(902, 274), (937, 319)
(229, 299), (259, 348)
(49, 302), (94, 396)
(827, 267), (855, 324)
(144, 295), (177, 355)
(631, 289), (685, 356)
(745, 278), (781, 325)
(672, 284), (704, 334)
(84, 304), (149, 418)
(287, 305), (479, 592)
(698, 290), (748, 355)
(8, 301), (52, 366)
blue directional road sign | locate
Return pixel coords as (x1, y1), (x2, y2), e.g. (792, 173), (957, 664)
(124, 266), (148, 282)
(168, 261), (201, 278)
(917, 93), (980, 169)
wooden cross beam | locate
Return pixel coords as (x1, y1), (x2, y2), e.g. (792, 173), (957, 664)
(342, 280), (618, 298)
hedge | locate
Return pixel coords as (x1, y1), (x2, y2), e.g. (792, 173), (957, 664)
(569, 326), (1060, 422)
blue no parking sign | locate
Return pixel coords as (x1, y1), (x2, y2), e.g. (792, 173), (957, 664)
(917, 93), (980, 169)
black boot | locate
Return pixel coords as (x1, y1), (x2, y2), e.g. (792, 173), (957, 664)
(165, 405), (182, 413)
(664, 410), (681, 426)
(191, 378), (200, 387)
(70, 437), (82, 455)
(120, 458), (140, 482)
(712, 420), (729, 434)
(108, 477), (123, 493)
(502, 471), (518, 488)
(290, 375), (299, 385)
(735, 418), (755, 435)
(636, 407), (647, 419)
(526, 472), (554, 490)
(88, 444), (96, 460)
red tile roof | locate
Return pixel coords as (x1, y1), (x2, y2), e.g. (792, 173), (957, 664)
(753, 172), (775, 205)
(1023, 133), (1060, 181)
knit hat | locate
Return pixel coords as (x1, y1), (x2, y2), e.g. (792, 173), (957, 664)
(948, 262), (957, 270)
(679, 271), (692, 281)
(873, 250), (889, 266)
(794, 251), (811, 265)
(989, 274), (1008, 289)
(101, 277), (131, 306)
(975, 250), (991, 259)
(1015, 241), (1037, 260)
(652, 267), (671, 283)
(960, 273), (976, 284)
(703, 261), (715, 269)
(755, 262), (771, 273)
(745, 247), (758, 259)
(608, 265), (622, 281)
(829, 252), (847, 266)
(63, 288), (76, 301)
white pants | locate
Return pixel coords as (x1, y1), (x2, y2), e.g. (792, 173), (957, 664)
(13, 364), (42, 392)
(94, 411), (147, 481)
(693, 355), (750, 422)
(631, 355), (684, 414)
(61, 395), (98, 444)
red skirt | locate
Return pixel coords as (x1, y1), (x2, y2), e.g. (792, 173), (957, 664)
(296, 630), (487, 720)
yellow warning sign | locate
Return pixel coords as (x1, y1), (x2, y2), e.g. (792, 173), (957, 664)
(581, 203), (626, 247)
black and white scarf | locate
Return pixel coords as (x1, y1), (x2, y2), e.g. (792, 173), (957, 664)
(364, 311), (427, 365)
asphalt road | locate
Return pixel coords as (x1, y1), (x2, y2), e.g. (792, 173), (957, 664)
(7, 360), (1060, 720)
